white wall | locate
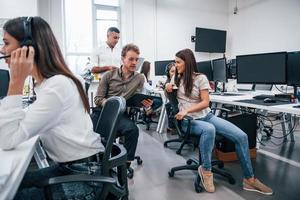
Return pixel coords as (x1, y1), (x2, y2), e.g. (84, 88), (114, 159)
(0, 0), (37, 18)
(121, 0), (229, 82)
(0, 0), (38, 69)
(122, 0), (229, 63)
(227, 0), (300, 58)
(37, 0), (65, 54)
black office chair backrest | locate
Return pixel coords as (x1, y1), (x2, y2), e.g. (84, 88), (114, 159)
(0, 69), (10, 98)
(94, 96), (126, 163)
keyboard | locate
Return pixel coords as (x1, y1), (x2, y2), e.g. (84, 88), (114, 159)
(252, 94), (290, 102)
(252, 94), (274, 100)
(210, 92), (244, 96)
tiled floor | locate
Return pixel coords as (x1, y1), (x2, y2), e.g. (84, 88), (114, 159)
(128, 122), (300, 200)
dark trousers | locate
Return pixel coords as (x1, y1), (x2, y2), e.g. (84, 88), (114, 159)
(91, 109), (139, 161)
(117, 114), (139, 161)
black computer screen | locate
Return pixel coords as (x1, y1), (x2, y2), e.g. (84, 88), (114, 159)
(212, 58), (227, 82)
(236, 52), (287, 84)
(196, 60), (213, 81)
(154, 60), (174, 76)
(0, 69), (10, 98)
(195, 27), (226, 53)
(287, 51), (300, 86)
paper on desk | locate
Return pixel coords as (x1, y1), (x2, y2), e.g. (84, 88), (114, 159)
(0, 156), (15, 189)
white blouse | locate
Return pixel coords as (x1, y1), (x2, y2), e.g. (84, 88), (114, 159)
(0, 75), (104, 163)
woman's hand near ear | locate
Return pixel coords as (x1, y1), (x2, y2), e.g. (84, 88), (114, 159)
(8, 46), (35, 96)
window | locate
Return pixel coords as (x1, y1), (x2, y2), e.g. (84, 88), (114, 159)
(64, 0), (120, 74)
(94, 4), (120, 47)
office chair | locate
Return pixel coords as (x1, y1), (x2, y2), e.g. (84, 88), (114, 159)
(163, 114), (198, 154)
(41, 96), (129, 200)
(167, 107), (235, 193)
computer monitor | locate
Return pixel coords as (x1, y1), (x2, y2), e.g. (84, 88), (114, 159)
(0, 69), (10, 98)
(236, 52), (287, 84)
(195, 27), (226, 53)
(287, 51), (300, 86)
(212, 57), (227, 82)
(196, 60), (213, 81)
(154, 60), (174, 76)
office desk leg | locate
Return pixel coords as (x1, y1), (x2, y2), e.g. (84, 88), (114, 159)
(159, 108), (167, 134)
(156, 104), (165, 132)
(34, 141), (50, 169)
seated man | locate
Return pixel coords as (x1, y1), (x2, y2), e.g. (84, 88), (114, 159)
(94, 43), (144, 170)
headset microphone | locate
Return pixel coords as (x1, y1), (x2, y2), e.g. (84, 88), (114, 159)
(0, 55), (11, 59)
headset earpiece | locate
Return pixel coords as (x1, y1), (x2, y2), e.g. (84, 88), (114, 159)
(20, 17), (38, 61)
(20, 17), (34, 47)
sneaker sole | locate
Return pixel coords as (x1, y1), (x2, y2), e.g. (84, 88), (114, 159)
(243, 187), (273, 195)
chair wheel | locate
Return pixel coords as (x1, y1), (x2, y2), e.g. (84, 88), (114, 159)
(228, 177), (235, 185)
(127, 167), (134, 179)
(176, 149), (181, 155)
(168, 170), (174, 177)
(218, 163), (224, 169)
(164, 142), (168, 147)
(186, 159), (193, 165)
(137, 158), (143, 165)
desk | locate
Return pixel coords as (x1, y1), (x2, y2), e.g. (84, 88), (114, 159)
(210, 92), (300, 143)
(0, 136), (39, 200)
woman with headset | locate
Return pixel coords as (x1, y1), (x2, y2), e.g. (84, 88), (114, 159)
(0, 17), (103, 199)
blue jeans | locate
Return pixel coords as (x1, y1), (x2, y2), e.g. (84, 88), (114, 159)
(182, 112), (254, 178)
(151, 97), (163, 110)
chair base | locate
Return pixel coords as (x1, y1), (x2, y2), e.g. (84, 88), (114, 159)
(163, 139), (196, 155)
(168, 158), (235, 192)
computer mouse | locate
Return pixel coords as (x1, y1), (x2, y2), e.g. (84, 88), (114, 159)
(263, 98), (276, 103)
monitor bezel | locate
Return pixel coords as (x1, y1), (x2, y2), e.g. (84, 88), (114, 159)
(212, 57), (227, 82)
(236, 51), (287, 84)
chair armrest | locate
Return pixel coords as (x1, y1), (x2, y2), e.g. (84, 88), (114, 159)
(183, 115), (193, 120)
(40, 174), (116, 187)
(108, 143), (127, 164)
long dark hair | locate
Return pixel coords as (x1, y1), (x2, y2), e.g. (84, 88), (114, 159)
(165, 62), (175, 81)
(175, 48), (198, 97)
(140, 61), (150, 82)
(4, 17), (90, 112)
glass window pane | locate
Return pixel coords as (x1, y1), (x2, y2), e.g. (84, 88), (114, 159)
(65, 0), (93, 53)
(96, 10), (118, 20)
(94, 0), (119, 6)
(96, 20), (118, 45)
(66, 55), (90, 74)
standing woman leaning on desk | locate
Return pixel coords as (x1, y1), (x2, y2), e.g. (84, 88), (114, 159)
(165, 48), (273, 195)
(0, 17), (104, 198)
